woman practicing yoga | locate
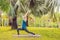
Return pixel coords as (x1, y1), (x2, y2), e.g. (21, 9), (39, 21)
(17, 10), (35, 35)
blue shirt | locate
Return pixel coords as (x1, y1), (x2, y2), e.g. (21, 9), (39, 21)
(22, 20), (27, 29)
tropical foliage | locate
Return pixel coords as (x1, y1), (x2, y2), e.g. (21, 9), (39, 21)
(0, 0), (10, 12)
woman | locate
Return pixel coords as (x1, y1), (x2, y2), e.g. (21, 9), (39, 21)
(17, 10), (35, 35)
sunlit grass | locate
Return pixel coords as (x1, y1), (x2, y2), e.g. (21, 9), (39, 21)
(0, 27), (60, 40)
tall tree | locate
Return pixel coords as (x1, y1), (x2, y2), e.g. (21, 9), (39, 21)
(9, 0), (19, 29)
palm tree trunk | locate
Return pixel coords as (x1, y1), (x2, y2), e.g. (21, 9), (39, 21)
(12, 16), (17, 29)
(9, 0), (18, 29)
(26, 16), (28, 26)
(30, 0), (35, 8)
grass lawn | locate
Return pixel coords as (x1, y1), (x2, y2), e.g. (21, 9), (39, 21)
(0, 27), (60, 40)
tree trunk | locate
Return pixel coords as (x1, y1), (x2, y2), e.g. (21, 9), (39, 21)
(30, 0), (35, 8)
(9, 11), (18, 29)
(26, 16), (28, 26)
(11, 5), (18, 29)
(9, 0), (18, 29)
(11, 16), (17, 29)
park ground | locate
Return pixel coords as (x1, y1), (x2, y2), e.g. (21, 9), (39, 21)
(0, 27), (60, 40)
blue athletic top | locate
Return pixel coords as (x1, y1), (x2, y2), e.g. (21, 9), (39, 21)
(22, 20), (27, 29)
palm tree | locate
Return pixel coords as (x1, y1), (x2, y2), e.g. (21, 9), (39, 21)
(18, 0), (57, 26)
(9, 0), (19, 29)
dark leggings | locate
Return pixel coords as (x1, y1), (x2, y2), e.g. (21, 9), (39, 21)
(17, 28), (35, 35)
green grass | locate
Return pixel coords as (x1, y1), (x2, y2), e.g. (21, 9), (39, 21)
(0, 27), (60, 40)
